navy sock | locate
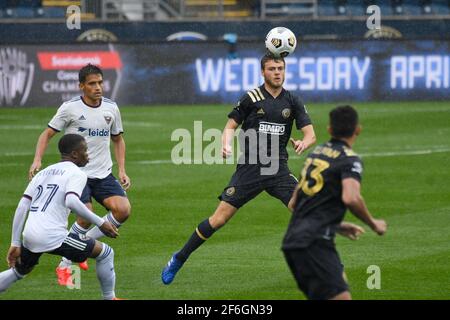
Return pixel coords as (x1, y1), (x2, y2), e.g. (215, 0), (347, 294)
(177, 219), (216, 262)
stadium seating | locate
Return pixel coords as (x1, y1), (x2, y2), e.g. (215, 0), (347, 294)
(261, 0), (317, 17)
(317, 0), (338, 15)
(1, 0), (450, 19)
(182, 0), (252, 18)
(432, 0), (450, 14)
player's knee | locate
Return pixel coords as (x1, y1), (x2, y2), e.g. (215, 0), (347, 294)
(111, 201), (131, 223)
(210, 205), (235, 228)
(209, 214), (228, 229)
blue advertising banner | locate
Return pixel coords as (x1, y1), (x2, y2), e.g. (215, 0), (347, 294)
(0, 40), (449, 108)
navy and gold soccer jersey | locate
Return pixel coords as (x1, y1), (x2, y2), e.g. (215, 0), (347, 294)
(282, 139), (363, 250)
(219, 85), (312, 209)
(228, 85), (311, 163)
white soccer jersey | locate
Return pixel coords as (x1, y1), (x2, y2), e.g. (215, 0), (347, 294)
(48, 96), (124, 179)
(22, 161), (87, 253)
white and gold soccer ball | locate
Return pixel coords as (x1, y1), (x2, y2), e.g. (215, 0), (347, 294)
(265, 27), (297, 58)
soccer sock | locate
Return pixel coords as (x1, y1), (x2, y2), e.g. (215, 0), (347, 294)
(177, 219), (216, 262)
(86, 212), (122, 240)
(59, 222), (90, 268)
(69, 222), (90, 236)
(96, 243), (116, 300)
(0, 268), (23, 293)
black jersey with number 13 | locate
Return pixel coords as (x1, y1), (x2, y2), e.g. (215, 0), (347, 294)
(283, 139), (364, 249)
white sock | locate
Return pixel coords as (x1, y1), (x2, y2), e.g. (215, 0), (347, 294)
(86, 212), (122, 240)
(69, 222), (90, 236)
(96, 243), (116, 300)
(0, 268), (22, 293)
(59, 223), (90, 268)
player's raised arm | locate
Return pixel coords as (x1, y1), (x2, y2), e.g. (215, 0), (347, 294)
(222, 118), (239, 159)
(342, 178), (387, 235)
(29, 128), (59, 180)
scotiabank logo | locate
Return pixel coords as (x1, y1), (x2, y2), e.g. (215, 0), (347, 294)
(37, 51), (122, 70)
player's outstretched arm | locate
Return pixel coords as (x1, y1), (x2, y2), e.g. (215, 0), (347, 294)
(66, 193), (119, 238)
(111, 134), (131, 190)
(29, 128), (58, 180)
(222, 118), (239, 158)
(342, 178), (387, 235)
(290, 124), (316, 155)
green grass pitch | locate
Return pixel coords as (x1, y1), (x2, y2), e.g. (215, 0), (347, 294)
(0, 101), (449, 299)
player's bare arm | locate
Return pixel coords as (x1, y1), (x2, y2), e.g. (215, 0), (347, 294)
(336, 222), (366, 240)
(222, 118), (239, 158)
(288, 183), (301, 212)
(111, 134), (131, 190)
(290, 124), (316, 155)
(342, 177), (387, 235)
(29, 127), (58, 180)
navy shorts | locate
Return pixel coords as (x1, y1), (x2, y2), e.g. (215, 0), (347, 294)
(81, 173), (126, 206)
(15, 233), (96, 276)
(283, 240), (349, 300)
(219, 163), (298, 209)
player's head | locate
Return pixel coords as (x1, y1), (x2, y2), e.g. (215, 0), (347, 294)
(79, 64), (103, 102)
(261, 54), (285, 89)
(328, 105), (361, 139)
(58, 134), (89, 167)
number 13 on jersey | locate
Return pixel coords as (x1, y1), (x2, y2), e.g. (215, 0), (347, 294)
(298, 158), (330, 196)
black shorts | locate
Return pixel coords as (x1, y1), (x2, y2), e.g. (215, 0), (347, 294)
(283, 240), (349, 300)
(218, 163), (298, 209)
(15, 233), (96, 276)
(81, 173), (127, 205)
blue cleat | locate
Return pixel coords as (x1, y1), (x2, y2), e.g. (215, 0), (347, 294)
(161, 253), (184, 285)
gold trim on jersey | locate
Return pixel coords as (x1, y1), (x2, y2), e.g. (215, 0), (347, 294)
(255, 88), (265, 101)
(247, 88), (266, 103)
(343, 146), (358, 157)
(247, 91), (257, 103)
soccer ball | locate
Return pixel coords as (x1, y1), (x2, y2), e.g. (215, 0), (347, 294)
(265, 27), (297, 58)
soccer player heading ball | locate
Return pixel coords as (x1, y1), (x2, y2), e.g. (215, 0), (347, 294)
(162, 53), (316, 284)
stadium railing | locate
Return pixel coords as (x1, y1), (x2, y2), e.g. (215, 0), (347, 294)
(1, 0), (450, 20)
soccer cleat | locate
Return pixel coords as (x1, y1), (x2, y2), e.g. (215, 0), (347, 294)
(161, 253), (184, 285)
(79, 260), (89, 271)
(56, 267), (73, 287)
(111, 297), (126, 300)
